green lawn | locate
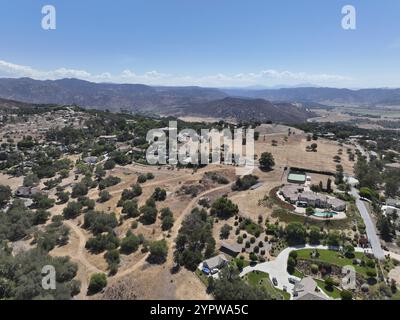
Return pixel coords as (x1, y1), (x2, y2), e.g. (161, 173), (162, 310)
(195, 269), (209, 287)
(241, 220), (264, 236)
(314, 279), (342, 299)
(245, 271), (290, 300)
(296, 249), (372, 277)
(271, 208), (353, 230)
(290, 269), (304, 279)
(391, 289), (400, 300)
(230, 257), (250, 269)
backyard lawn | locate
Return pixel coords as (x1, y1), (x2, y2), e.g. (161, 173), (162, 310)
(314, 279), (342, 299)
(296, 249), (373, 277)
(195, 269), (209, 287)
(245, 271), (291, 300)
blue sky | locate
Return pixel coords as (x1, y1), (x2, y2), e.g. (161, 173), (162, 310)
(0, 0), (399, 87)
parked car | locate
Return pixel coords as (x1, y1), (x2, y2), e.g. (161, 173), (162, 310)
(272, 277), (278, 286)
(211, 268), (219, 275)
(288, 277), (298, 284)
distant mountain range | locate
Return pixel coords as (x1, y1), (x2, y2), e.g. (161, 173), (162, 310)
(0, 77), (399, 124)
(0, 77), (226, 113)
(223, 87), (400, 106)
(182, 97), (314, 123)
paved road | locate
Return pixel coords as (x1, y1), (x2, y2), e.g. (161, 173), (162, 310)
(350, 187), (385, 260)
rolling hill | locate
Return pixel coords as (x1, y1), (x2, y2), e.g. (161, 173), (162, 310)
(223, 87), (400, 106)
(0, 78), (315, 123)
(181, 97), (315, 123)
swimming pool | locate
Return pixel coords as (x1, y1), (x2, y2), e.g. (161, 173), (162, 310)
(313, 211), (338, 218)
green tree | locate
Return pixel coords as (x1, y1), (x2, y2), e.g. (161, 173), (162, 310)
(98, 190), (111, 203)
(220, 224), (232, 239)
(57, 191), (70, 204)
(340, 290), (353, 300)
(122, 200), (139, 218)
(88, 273), (107, 295)
(285, 222), (306, 246)
(23, 174), (40, 187)
(148, 240), (168, 264)
(160, 208), (174, 231)
(0, 185), (12, 206)
(152, 187), (167, 201)
(211, 197), (239, 219)
(120, 231), (140, 254)
(32, 209), (51, 225)
(63, 201), (82, 219)
(308, 226), (321, 245)
(71, 182), (88, 198)
(259, 152), (275, 171)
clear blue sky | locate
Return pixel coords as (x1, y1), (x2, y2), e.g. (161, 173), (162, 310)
(0, 0), (399, 87)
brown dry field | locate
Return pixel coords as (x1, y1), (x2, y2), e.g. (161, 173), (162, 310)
(0, 172), (23, 192)
(307, 109), (354, 123)
(255, 131), (355, 174)
(0, 129), (356, 300)
(44, 163), (236, 300)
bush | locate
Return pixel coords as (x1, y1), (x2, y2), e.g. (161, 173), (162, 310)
(220, 224), (232, 239)
(340, 290), (353, 300)
(285, 222), (306, 246)
(137, 174), (147, 183)
(98, 190), (111, 203)
(146, 173), (155, 180)
(120, 231), (140, 254)
(122, 200), (139, 218)
(32, 209), (51, 225)
(311, 264), (319, 274)
(249, 252), (257, 262)
(148, 240), (168, 264)
(71, 183), (88, 198)
(259, 152), (275, 171)
(88, 273), (107, 295)
(85, 233), (120, 254)
(160, 208), (174, 231)
(232, 175), (259, 191)
(83, 211), (118, 235)
(62, 201), (82, 219)
(104, 249), (120, 268)
(140, 205), (158, 225)
(152, 187), (167, 201)
(210, 197), (239, 219)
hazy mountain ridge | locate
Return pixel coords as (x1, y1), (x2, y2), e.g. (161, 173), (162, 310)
(0, 78), (227, 112)
(181, 97), (314, 123)
(223, 87), (400, 106)
(0, 78), (315, 123)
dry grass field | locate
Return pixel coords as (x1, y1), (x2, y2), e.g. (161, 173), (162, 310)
(0, 125), (357, 300)
(255, 129), (355, 174)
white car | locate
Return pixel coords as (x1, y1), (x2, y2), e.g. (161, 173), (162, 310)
(211, 268), (219, 275)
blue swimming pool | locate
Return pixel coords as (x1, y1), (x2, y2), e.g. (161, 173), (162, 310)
(313, 211), (338, 218)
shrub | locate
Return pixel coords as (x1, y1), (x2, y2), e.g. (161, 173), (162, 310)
(88, 273), (107, 295)
(148, 240), (168, 264)
(62, 201), (82, 219)
(120, 231), (140, 254)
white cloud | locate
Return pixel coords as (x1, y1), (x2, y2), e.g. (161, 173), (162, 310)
(0, 59), (352, 87)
